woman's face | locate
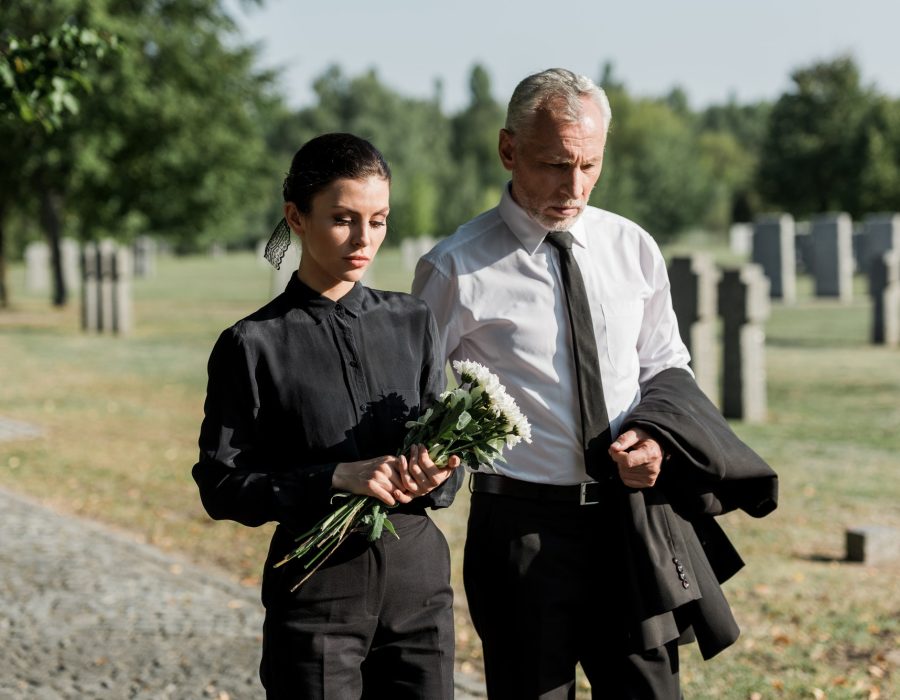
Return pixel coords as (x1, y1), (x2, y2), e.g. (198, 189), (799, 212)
(286, 175), (390, 300)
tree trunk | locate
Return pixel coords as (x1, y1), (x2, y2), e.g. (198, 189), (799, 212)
(40, 189), (67, 307)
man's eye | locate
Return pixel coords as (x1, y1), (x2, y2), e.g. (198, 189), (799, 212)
(371, 220), (386, 229)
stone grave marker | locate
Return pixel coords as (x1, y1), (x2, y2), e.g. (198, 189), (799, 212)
(752, 214), (796, 303)
(718, 264), (770, 423)
(668, 253), (720, 401)
(869, 250), (900, 347)
(811, 212), (853, 301)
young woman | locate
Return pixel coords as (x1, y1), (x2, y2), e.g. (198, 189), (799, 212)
(193, 133), (463, 699)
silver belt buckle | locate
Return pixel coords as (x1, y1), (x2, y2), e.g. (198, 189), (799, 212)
(579, 481), (600, 506)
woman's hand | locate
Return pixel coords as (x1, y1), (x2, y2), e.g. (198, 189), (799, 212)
(332, 455), (415, 506)
(400, 444), (461, 496)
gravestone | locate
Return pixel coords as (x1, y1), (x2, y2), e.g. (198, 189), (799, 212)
(81, 240), (133, 335)
(851, 230), (865, 275)
(793, 222), (813, 275)
(846, 526), (900, 565)
(81, 242), (100, 332)
(728, 223), (752, 257)
(24, 241), (51, 293)
(112, 245), (133, 334)
(718, 264), (770, 423)
(752, 214), (796, 303)
(61, 238), (81, 292)
(98, 239), (117, 333)
(869, 250), (900, 347)
(133, 236), (158, 278)
(811, 213), (853, 301)
(668, 254), (720, 401)
(861, 213), (900, 274)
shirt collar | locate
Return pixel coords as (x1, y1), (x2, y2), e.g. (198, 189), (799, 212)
(284, 273), (363, 323)
(497, 182), (588, 255)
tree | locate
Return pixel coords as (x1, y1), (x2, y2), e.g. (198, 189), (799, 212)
(756, 55), (900, 218)
(592, 86), (720, 240)
(1, 0), (277, 306)
(446, 64), (508, 226)
(0, 21), (115, 306)
(699, 98), (770, 222)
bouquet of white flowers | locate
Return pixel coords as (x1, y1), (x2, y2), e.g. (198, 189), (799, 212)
(275, 360), (531, 590)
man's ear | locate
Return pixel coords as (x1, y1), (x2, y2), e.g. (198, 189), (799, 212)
(498, 129), (516, 172)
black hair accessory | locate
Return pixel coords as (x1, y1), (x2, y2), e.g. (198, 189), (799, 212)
(264, 217), (292, 269)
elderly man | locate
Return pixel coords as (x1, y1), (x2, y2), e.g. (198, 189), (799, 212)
(413, 68), (777, 699)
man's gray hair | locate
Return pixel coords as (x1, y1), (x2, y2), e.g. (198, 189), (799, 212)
(505, 68), (611, 136)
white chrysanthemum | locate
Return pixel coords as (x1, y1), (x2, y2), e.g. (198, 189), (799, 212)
(453, 359), (495, 389)
(451, 360), (532, 446)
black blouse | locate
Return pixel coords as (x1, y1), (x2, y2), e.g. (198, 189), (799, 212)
(192, 274), (463, 537)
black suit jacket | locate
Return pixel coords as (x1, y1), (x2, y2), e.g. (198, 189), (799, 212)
(614, 367), (778, 659)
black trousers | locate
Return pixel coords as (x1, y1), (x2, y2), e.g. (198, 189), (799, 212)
(260, 512), (455, 699)
(464, 491), (681, 700)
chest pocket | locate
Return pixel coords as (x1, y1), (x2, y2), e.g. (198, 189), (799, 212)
(600, 300), (644, 375)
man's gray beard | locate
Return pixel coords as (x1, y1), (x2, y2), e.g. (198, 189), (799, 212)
(529, 209), (583, 231)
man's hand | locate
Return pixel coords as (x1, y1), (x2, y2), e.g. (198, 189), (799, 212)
(401, 444), (461, 496)
(332, 455), (415, 506)
(608, 428), (665, 489)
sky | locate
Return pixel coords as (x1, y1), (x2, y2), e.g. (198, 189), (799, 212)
(225, 0), (900, 113)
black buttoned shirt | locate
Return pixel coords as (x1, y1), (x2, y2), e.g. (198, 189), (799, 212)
(193, 274), (462, 537)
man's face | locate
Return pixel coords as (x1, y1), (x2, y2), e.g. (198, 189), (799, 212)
(499, 96), (607, 231)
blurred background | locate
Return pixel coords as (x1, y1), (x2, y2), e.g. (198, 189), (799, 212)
(2, 1), (899, 698)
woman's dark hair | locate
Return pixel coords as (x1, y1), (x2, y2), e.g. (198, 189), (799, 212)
(282, 133), (391, 213)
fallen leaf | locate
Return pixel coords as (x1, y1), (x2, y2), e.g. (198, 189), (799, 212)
(773, 632), (792, 646)
(868, 665), (884, 679)
(812, 688), (825, 700)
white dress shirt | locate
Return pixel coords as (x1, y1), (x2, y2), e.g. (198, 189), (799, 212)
(412, 185), (691, 485)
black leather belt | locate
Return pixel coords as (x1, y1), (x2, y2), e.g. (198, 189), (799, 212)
(471, 472), (604, 506)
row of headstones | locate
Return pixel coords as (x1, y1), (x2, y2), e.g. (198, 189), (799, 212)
(81, 241), (134, 335)
(670, 245), (900, 420)
(729, 212), (899, 303)
(23, 236), (159, 294)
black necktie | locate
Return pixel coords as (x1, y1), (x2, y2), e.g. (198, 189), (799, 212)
(546, 231), (612, 481)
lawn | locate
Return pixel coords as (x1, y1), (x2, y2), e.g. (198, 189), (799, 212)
(1, 248), (898, 699)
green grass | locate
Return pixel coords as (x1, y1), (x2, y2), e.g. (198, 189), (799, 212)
(1, 249), (898, 699)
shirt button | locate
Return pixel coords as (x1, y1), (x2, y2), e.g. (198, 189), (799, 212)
(682, 581), (691, 589)
(349, 360), (359, 368)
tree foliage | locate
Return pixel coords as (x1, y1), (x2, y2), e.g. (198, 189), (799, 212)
(1, 0), (277, 254)
(1, 23), (115, 131)
(756, 55), (900, 217)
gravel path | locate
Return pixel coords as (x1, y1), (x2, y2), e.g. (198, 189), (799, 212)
(0, 487), (485, 699)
